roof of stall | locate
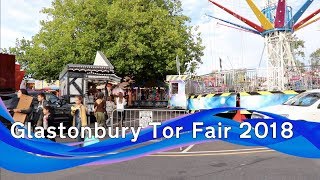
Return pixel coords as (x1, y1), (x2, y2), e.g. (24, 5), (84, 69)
(166, 75), (192, 81)
(65, 64), (114, 73)
(59, 51), (121, 83)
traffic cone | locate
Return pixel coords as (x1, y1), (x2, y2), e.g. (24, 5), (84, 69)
(233, 110), (248, 122)
(233, 93), (245, 122)
(233, 110), (242, 122)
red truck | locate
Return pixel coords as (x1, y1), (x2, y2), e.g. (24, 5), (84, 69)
(0, 53), (25, 93)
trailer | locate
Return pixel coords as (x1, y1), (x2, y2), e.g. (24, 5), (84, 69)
(0, 53), (25, 93)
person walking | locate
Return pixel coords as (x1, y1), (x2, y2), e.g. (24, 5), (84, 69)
(94, 92), (106, 127)
(105, 96), (115, 126)
(13, 89), (34, 122)
(115, 92), (126, 126)
(128, 89), (133, 107)
(35, 93), (49, 127)
(13, 89), (36, 134)
(71, 96), (87, 143)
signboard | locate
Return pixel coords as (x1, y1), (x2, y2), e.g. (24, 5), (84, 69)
(139, 111), (153, 128)
(13, 94), (33, 123)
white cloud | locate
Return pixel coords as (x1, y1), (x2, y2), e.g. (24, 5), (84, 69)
(0, 0), (51, 48)
(2, 26), (23, 45)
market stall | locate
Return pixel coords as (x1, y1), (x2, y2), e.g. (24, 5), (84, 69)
(59, 51), (121, 111)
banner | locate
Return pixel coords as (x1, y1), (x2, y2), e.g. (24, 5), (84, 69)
(1, 98), (320, 174)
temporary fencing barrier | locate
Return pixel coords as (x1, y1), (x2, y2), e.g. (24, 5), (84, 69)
(108, 109), (197, 130)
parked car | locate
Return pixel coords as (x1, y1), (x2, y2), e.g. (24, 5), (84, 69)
(28, 91), (60, 105)
(251, 89), (320, 122)
(0, 91), (72, 131)
(0, 93), (18, 129)
(0, 93), (18, 110)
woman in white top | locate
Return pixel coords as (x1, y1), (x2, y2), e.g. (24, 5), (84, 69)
(115, 92), (127, 126)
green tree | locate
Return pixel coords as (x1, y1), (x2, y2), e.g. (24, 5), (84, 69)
(291, 35), (306, 68)
(10, 0), (204, 82)
(7, 38), (33, 71)
(310, 48), (320, 68)
(292, 35), (305, 59)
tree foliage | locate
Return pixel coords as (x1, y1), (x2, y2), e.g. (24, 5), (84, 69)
(291, 35), (306, 68)
(10, 0), (204, 82)
(292, 35), (305, 59)
(310, 48), (320, 68)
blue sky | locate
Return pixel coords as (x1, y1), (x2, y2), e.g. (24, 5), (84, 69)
(1, 0), (319, 75)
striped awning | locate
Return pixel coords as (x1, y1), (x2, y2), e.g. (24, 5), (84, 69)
(166, 75), (191, 81)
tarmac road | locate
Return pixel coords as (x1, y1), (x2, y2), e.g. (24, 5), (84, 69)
(2, 141), (320, 180)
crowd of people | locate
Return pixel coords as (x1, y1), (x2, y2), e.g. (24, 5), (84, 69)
(12, 89), (56, 142)
(11, 83), (166, 144)
(11, 87), (127, 144)
(88, 84), (168, 105)
(70, 91), (127, 144)
(91, 91), (126, 127)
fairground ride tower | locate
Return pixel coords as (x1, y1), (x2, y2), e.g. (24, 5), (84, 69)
(208, 0), (320, 91)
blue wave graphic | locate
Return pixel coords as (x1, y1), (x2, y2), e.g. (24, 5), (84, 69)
(1, 98), (320, 173)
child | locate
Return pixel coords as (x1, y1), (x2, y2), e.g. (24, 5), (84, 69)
(105, 96), (116, 126)
(42, 106), (55, 142)
(94, 92), (106, 127)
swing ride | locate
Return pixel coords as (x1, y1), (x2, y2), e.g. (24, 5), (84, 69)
(167, 0), (319, 110)
(208, 0), (320, 91)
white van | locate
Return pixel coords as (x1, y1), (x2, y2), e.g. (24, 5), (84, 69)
(251, 90), (320, 122)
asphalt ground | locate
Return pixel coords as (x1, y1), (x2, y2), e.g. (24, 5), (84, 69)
(2, 141), (320, 180)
